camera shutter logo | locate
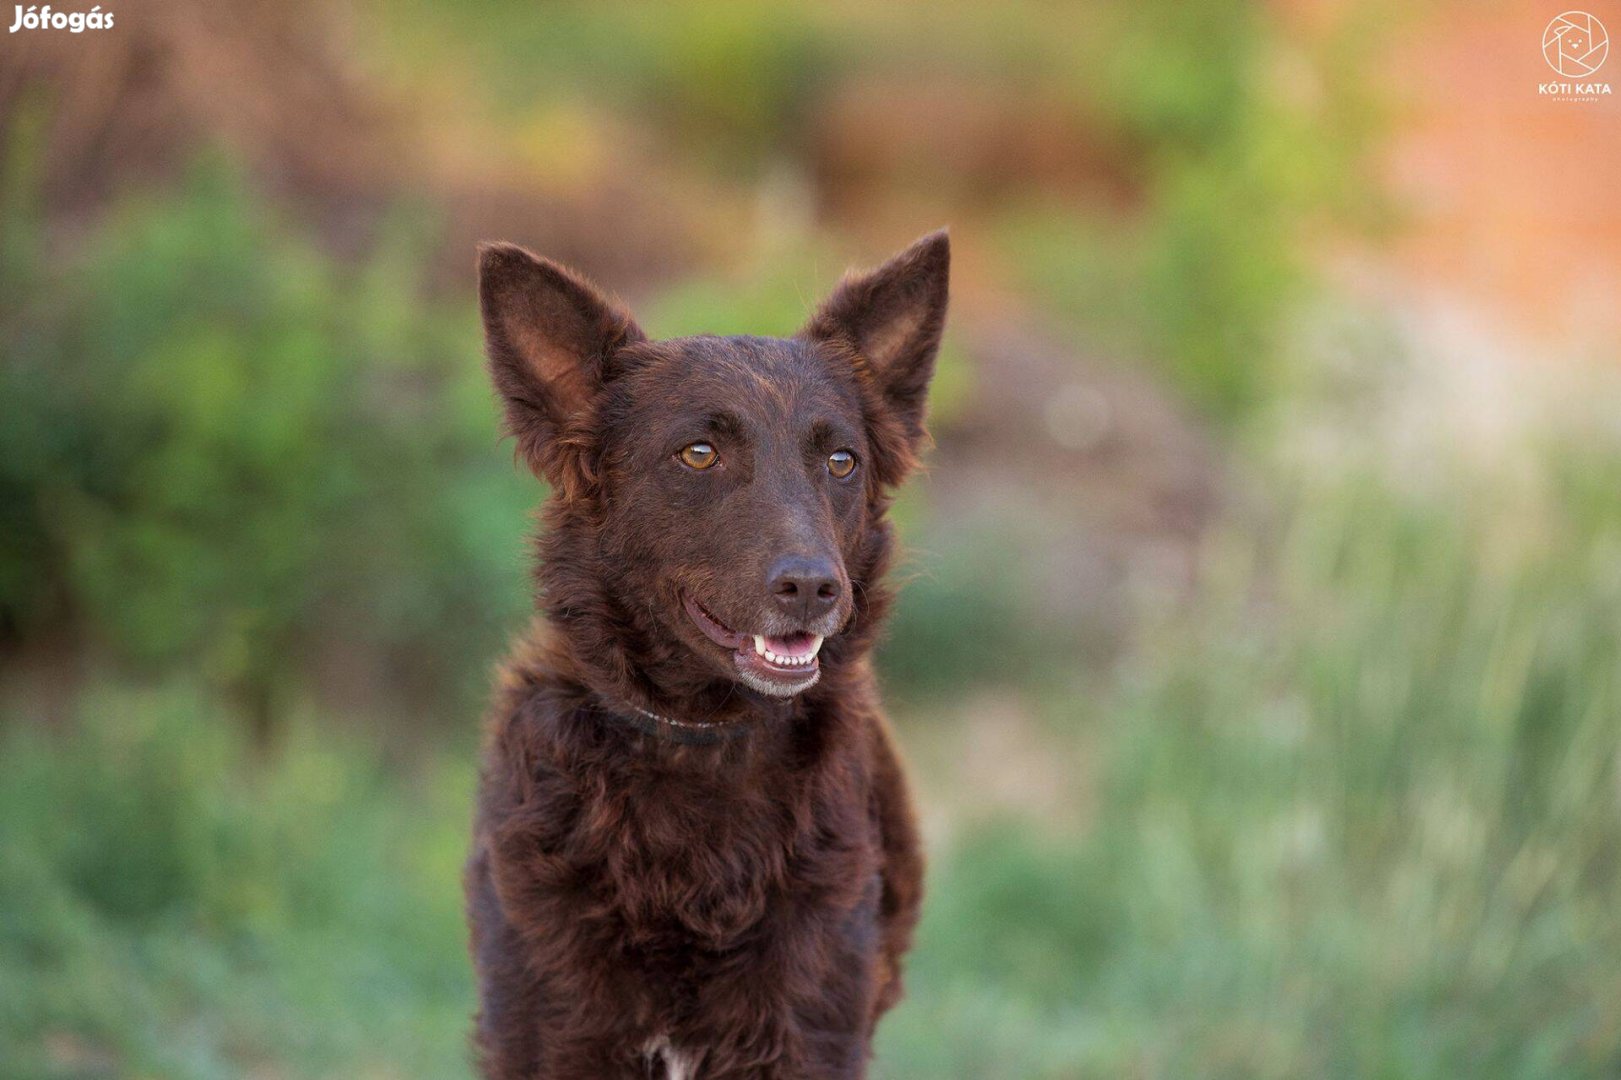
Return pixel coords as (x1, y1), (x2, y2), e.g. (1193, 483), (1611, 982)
(1543, 11), (1610, 76)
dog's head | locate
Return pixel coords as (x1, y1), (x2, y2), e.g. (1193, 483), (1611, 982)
(479, 232), (947, 701)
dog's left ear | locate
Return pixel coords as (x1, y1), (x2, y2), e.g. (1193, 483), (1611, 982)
(802, 230), (950, 481)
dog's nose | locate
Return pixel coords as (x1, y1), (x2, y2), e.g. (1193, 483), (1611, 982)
(767, 555), (841, 621)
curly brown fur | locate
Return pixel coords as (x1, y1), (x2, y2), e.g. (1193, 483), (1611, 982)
(467, 232), (947, 1079)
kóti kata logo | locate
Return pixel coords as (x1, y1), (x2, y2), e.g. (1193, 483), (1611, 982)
(1543, 11), (1610, 77)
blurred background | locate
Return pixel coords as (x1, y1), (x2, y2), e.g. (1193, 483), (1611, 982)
(3, 0), (1620, 1076)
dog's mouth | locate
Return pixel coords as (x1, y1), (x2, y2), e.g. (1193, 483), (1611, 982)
(682, 593), (824, 695)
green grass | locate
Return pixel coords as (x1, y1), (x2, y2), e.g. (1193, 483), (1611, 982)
(878, 454), (1621, 1077)
(0, 685), (476, 1079)
(6, 447), (1620, 1078)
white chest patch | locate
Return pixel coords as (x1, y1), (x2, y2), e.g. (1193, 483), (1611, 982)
(643, 1036), (697, 1080)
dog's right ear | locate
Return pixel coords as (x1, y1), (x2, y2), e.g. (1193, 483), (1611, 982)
(478, 243), (646, 485)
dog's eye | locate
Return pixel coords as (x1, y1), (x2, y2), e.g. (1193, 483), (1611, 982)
(827, 449), (857, 479)
(679, 442), (719, 470)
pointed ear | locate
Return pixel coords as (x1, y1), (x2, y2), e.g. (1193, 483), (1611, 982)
(801, 230), (950, 465)
(478, 242), (645, 483)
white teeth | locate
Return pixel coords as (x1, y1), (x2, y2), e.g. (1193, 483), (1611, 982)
(751, 634), (824, 670)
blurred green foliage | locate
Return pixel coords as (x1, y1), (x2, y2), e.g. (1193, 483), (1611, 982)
(886, 452), (1621, 1077)
(0, 146), (533, 728)
(0, 683), (473, 1078)
(991, 0), (1382, 420)
(373, 0), (1377, 420)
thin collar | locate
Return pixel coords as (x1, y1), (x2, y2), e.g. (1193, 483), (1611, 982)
(604, 701), (767, 747)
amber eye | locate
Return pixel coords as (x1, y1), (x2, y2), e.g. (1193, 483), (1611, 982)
(827, 449), (857, 479)
(679, 442), (718, 470)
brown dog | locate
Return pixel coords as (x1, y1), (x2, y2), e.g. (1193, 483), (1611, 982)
(465, 231), (947, 1079)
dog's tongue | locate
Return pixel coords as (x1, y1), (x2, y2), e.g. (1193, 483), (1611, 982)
(760, 632), (819, 658)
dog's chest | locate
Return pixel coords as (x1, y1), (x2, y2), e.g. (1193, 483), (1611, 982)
(642, 1035), (697, 1080)
(586, 771), (809, 941)
(560, 756), (880, 970)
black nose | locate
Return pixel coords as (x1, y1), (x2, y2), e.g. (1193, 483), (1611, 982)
(767, 555), (842, 621)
